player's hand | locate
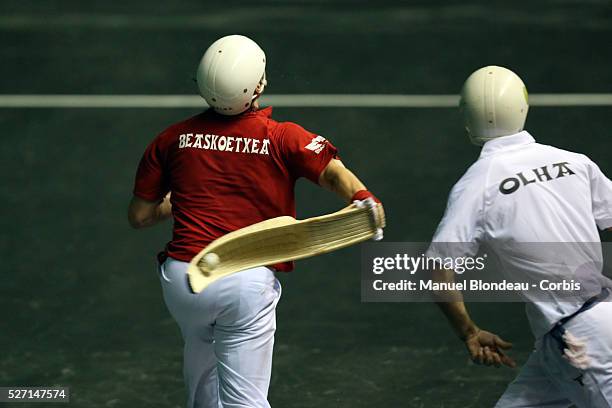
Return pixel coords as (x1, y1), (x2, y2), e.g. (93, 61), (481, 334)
(464, 329), (516, 368)
(353, 197), (385, 240)
(562, 331), (590, 370)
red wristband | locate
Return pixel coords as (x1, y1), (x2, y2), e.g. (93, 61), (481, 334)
(351, 190), (381, 204)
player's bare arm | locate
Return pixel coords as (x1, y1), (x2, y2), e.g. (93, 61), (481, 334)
(432, 268), (516, 368)
(318, 159), (368, 202)
(128, 193), (172, 229)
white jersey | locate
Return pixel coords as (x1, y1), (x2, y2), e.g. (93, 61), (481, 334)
(430, 131), (612, 338)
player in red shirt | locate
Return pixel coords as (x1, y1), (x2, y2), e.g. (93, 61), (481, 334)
(128, 35), (382, 408)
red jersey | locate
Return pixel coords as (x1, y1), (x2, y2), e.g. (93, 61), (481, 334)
(133, 107), (338, 271)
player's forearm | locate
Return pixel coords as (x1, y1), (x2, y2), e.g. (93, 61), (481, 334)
(129, 204), (169, 228)
(156, 194), (172, 221)
(128, 194), (172, 229)
(436, 301), (480, 340)
(319, 159), (366, 202)
(432, 268), (479, 340)
(329, 168), (367, 202)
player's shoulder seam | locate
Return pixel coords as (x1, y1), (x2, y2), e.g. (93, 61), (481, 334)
(446, 161), (489, 211)
(463, 158), (491, 182)
(273, 121), (314, 140)
(277, 121), (308, 132)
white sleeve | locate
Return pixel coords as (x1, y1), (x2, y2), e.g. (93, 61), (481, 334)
(587, 159), (612, 230)
(427, 173), (485, 258)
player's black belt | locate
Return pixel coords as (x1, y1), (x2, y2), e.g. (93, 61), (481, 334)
(550, 287), (610, 352)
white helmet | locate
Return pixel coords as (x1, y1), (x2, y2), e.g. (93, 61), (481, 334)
(196, 35), (267, 115)
(460, 66), (529, 146)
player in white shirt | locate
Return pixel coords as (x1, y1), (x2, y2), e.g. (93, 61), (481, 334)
(428, 66), (612, 407)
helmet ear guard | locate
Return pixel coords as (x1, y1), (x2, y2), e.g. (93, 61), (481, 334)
(460, 66), (529, 146)
(252, 72), (267, 101)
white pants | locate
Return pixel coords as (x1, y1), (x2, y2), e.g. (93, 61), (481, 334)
(495, 301), (612, 407)
(159, 258), (281, 408)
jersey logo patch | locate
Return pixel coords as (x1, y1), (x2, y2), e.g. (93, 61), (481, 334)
(304, 136), (327, 154)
